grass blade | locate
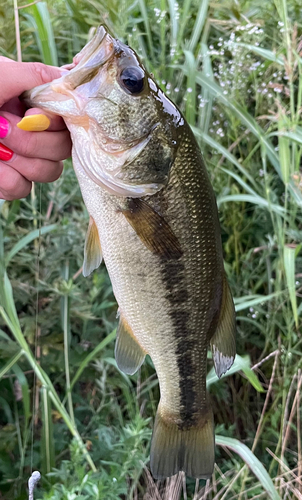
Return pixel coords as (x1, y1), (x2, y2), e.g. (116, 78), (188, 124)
(233, 43), (284, 65)
(0, 350), (23, 379)
(215, 435), (281, 500)
(220, 167), (261, 197)
(61, 260), (75, 426)
(278, 116), (291, 184)
(69, 329), (116, 393)
(284, 245), (298, 327)
(183, 67), (281, 176)
(167, 0), (178, 49)
(234, 292), (281, 312)
(4, 224), (56, 267)
(217, 194), (285, 216)
(187, 0), (209, 52)
(177, 0), (193, 52)
(198, 43), (213, 135)
(12, 364), (31, 428)
(25, 2), (58, 65)
(41, 386), (55, 475)
(207, 354), (264, 392)
(193, 128), (257, 188)
(0, 272), (97, 472)
(137, 0), (155, 61)
(184, 50), (197, 124)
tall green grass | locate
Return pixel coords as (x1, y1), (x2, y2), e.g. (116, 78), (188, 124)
(0, 0), (301, 498)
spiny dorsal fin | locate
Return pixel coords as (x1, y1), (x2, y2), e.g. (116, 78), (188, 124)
(122, 198), (182, 259)
(210, 275), (236, 378)
(83, 216), (102, 277)
(115, 314), (146, 375)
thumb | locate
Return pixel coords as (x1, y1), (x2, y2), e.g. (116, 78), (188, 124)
(0, 62), (63, 107)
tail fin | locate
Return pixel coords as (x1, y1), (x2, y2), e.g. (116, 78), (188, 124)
(150, 404), (214, 480)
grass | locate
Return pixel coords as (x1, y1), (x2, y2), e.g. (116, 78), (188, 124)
(0, 0), (302, 498)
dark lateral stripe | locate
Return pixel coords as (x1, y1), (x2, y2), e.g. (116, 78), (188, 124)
(161, 258), (197, 429)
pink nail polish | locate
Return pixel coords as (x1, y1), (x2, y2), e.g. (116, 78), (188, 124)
(0, 117), (9, 139)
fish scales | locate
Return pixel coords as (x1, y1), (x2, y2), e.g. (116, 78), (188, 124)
(23, 25), (236, 479)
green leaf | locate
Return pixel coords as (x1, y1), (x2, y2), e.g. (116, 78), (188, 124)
(220, 168), (261, 197)
(69, 330), (116, 393)
(12, 364), (31, 427)
(233, 43), (284, 65)
(233, 292), (280, 312)
(217, 194), (285, 217)
(184, 50), (197, 124)
(182, 66), (281, 177)
(193, 128), (257, 188)
(24, 2), (58, 66)
(5, 224), (57, 267)
(207, 354), (264, 392)
(41, 386), (55, 475)
(284, 245), (298, 327)
(187, 0), (209, 52)
(198, 44), (214, 135)
(137, 0), (155, 61)
(0, 350), (23, 380)
(167, 0), (178, 48)
(269, 128), (302, 145)
(215, 435), (281, 500)
(278, 118), (291, 184)
(1, 272), (21, 333)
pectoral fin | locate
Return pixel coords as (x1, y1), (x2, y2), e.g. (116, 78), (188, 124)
(83, 216), (102, 277)
(115, 315), (146, 375)
(211, 276), (236, 378)
(122, 198), (182, 259)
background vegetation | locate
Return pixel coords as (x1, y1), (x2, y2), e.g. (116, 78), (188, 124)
(0, 0), (301, 498)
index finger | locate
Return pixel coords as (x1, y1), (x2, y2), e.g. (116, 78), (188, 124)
(22, 108), (67, 132)
(0, 62), (63, 107)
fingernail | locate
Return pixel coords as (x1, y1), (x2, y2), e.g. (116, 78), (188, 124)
(17, 114), (51, 132)
(0, 143), (13, 161)
(0, 117), (9, 138)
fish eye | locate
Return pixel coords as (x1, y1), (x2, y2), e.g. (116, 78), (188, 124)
(120, 66), (145, 94)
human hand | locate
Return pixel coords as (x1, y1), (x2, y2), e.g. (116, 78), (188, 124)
(0, 57), (72, 200)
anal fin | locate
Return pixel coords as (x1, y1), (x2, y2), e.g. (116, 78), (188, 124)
(211, 275), (236, 378)
(83, 216), (102, 277)
(115, 314), (146, 375)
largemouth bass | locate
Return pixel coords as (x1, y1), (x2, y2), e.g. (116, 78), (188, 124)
(24, 26), (236, 479)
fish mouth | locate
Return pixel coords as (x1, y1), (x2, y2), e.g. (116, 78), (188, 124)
(23, 25), (115, 110)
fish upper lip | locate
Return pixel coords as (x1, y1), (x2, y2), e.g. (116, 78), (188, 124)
(25, 26), (116, 106)
(73, 26), (108, 69)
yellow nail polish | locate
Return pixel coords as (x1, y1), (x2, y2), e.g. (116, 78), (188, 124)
(17, 115), (51, 132)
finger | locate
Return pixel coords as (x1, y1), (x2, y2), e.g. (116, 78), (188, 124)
(1, 149), (64, 183)
(0, 112), (72, 161)
(0, 57), (16, 63)
(1, 96), (25, 116)
(20, 108), (67, 132)
(0, 162), (32, 199)
(0, 62), (64, 107)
